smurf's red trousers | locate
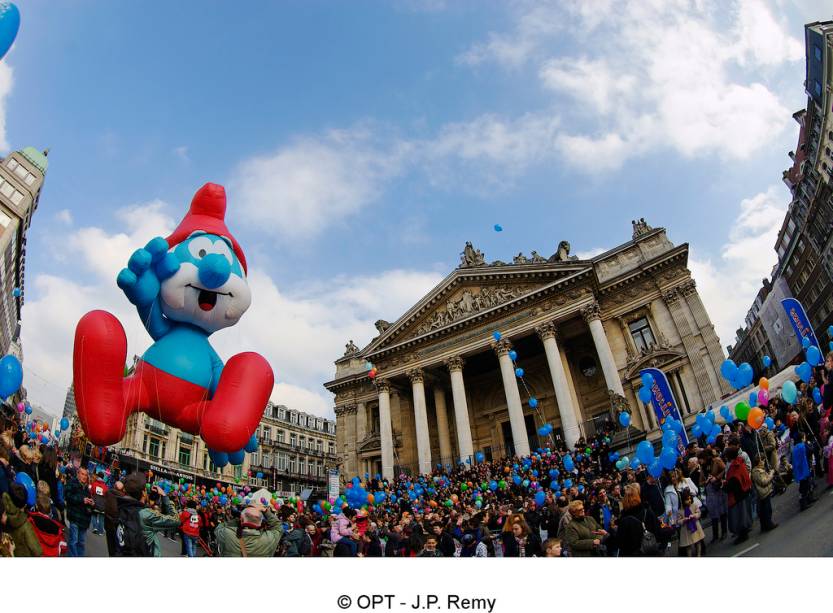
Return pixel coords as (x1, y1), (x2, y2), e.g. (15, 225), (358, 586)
(73, 310), (274, 452)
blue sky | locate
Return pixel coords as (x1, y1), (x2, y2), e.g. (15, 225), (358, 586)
(3, 0), (829, 416)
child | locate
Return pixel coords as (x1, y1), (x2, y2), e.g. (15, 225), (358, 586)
(792, 432), (816, 511)
(543, 537), (562, 557)
(677, 490), (705, 556)
(0, 532), (14, 557)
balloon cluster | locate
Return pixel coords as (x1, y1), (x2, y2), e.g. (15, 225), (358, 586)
(636, 372), (655, 405)
(366, 362), (378, 380)
(720, 359), (754, 390)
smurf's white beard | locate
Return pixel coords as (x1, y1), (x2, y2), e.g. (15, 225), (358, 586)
(160, 263), (252, 334)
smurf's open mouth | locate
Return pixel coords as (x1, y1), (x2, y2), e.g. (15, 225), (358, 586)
(187, 284), (232, 312)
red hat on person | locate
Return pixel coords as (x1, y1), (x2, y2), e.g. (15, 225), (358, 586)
(166, 183), (248, 274)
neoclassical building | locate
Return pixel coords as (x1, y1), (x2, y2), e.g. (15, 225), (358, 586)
(324, 220), (729, 480)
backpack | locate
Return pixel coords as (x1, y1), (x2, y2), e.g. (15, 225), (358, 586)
(116, 501), (151, 557)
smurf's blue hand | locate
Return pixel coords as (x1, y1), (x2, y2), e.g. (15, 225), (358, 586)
(116, 237), (180, 306)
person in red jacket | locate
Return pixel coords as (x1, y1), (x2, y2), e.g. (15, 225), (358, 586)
(89, 472), (108, 535)
(179, 499), (202, 557)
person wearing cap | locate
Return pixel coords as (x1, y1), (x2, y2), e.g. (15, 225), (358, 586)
(454, 533), (487, 557)
(1, 483), (42, 557)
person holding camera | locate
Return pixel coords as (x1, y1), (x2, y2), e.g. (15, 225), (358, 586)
(215, 499), (283, 557)
(563, 500), (607, 557)
(116, 473), (182, 557)
(64, 467), (95, 557)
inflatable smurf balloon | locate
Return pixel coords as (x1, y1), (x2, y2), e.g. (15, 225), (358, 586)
(73, 183), (274, 459)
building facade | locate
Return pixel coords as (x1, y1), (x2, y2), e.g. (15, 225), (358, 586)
(246, 402), (337, 495)
(0, 147), (48, 356)
(109, 402), (336, 495)
(325, 221), (729, 480)
(733, 20), (833, 368)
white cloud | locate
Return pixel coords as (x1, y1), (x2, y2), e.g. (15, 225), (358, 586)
(173, 146), (189, 162)
(575, 247), (606, 260)
(55, 209), (73, 225)
(229, 127), (410, 240)
(21, 205), (442, 419)
(458, 0), (803, 173)
(0, 62), (13, 151)
(689, 185), (787, 346)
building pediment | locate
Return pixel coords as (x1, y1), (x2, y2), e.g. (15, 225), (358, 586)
(362, 263), (593, 357)
(624, 344), (686, 379)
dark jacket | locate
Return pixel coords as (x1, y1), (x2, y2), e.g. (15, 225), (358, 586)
(64, 477), (93, 529)
(500, 530), (542, 557)
(104, 488), (125, 528)
(1, 492), (42, 557)
(333, 536), (359, 557)
(437, 531), (456, 557)
(284, 527), (309, 557)
(0, 460), (12, 497)
(640, 481), (665, 518)
(617, 504), (659, 557)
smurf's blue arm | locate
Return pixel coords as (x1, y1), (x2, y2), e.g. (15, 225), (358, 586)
(208, 348), (224, 397)
(137, 298), (172, 342)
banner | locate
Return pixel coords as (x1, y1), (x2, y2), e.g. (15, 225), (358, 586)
(641, 367), (688, 454)
(781, 297), (820, 349)
(328, 468), (340, 501)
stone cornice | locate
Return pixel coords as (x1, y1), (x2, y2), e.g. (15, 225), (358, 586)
(597, 244), (689, 296)
(366, 272), (594, 361)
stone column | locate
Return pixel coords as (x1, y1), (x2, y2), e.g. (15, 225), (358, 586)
(355, 401), (367, 445)
(432, 386), (453, 465)
(445, 356), (474, 464)
(581, 301), (625, 396)
(492, 339), (530, 458)
(375, 380), (394, 480)
(536, 322), (582, 449)
(408, 369), (433, 475)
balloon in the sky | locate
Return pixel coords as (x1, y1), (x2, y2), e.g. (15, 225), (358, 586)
(0, 3), (19, 62)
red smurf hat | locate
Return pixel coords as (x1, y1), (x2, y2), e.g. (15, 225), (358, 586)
(166, 183), (248, 274)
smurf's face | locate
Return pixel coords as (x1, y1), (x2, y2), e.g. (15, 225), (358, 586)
(160, 232), (251, 334)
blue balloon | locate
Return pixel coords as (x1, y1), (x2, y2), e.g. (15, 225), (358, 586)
(244, 434), (259, 453)
(0, 3), (20, 62)
(0, 354), (23, 398)
(648, 459), (663, 479)
(640, 372), (655, 388)
(829, 341), (833, 351)
(662, 429), (678, 449)
(11, 287), (20, 298)
(209, 449), (229, 468)
(492, 331), (502, 341)
(813, 387), (822, 404)
(638, 386), (652, 404)
(706, 434), (717, 445)
(691, 424), (702, 438)
(228, 449), (246, 465)
(749, 391), (758, 406)
(515, 367), (525, 378)
(24, 405), (31, 415)
(494, 224), (503, 232)
(807, 345), (822, 367)
(737, 362), (754, 387)
(508, 350), (517, 361)
(762, 355), (772, 368)
(720, 359), (738, 382)
(764, 417), (774, 430)
(219, 495), (228, 505)
(538, 426), (549, 436)
(660, 447), (677, 470)
(528, 397), (538, 408)
(797, 362), (812, 383)
(710, 422), (722, 437)
(828, 325), (833, 338)
(782, 380), (798, 403)
(564, 479), (572, 488)
(14, 471), (35, 506)
(522, 479), (530, 488)
(802, 336), (811, 349)
(475, 452), (485, 462)
(630, 456), (641, 470)
(618, 412), (631, 428)
(563, 455), (575, 472)
(489, 480), (498, 491)
(636, 440), (654, 465)
(60, 417), (69, 431)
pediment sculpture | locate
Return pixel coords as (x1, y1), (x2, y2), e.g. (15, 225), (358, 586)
(414, 285), (528, 336)
(459, 241), (486, 268)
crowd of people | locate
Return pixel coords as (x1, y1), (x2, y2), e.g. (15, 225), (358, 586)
(2, 351), (832, 558)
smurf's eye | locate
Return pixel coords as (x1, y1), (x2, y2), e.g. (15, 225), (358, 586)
(187, 236), (214, 261)
(210, 239), (234, 265)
